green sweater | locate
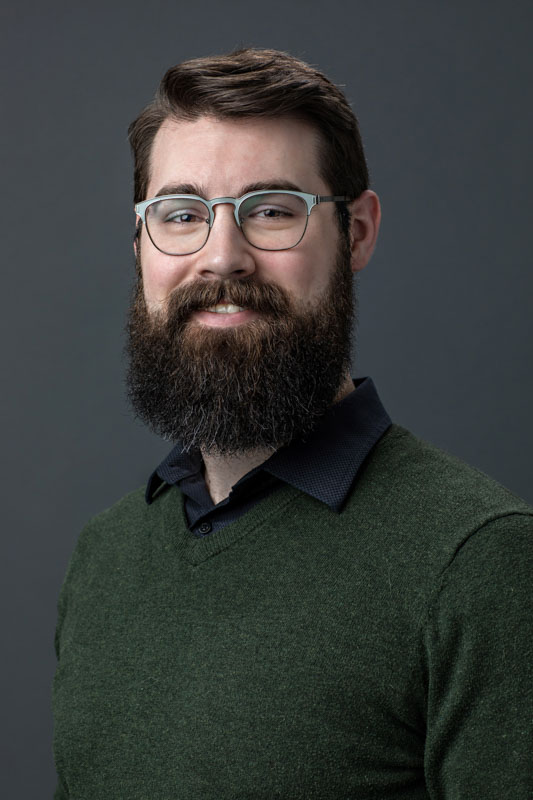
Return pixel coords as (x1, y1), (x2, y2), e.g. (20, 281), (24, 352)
(53, 425), (533, 799)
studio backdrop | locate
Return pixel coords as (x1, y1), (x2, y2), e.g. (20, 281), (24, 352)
(2, 1), (532, 797)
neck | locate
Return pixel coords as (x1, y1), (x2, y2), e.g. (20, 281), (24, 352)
(202, 447), (275, 506)
(201, 372), (355, 504)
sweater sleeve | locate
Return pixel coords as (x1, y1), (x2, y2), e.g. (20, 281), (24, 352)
(423, 512), (533, 799)
(53, 778), (69, 799)
(52, 519), (100, 799)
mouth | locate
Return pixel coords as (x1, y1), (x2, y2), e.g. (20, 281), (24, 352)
(203, 303), (248, 314)
(192, 301), (261, 327)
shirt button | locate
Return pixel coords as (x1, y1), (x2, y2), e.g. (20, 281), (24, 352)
(198, 521), (212, 535)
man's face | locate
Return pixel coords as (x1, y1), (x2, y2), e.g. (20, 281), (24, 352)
(138, 115), (346, 318)
(126, 115), (359, 456)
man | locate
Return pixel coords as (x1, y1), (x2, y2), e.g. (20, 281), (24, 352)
(53, 48), (533, 799)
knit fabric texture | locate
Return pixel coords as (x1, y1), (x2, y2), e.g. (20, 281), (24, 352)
(52, 424), (533, 799)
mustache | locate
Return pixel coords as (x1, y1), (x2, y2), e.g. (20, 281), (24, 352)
(163, 278), (293, 321)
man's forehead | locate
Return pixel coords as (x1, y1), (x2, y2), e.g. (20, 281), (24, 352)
(146, 114), (327, 199)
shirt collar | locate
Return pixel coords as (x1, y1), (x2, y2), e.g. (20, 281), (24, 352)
(146, 377), (391, 511)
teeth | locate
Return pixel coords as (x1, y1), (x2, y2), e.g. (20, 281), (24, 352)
(205, 304), (246, 314)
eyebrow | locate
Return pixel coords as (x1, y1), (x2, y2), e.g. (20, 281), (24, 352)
(154, 179), (304, 199)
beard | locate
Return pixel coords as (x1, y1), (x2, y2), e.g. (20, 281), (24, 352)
(126, 237), (356, 457)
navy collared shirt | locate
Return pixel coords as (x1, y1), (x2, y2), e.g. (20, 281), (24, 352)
(146, 377), (392, 537)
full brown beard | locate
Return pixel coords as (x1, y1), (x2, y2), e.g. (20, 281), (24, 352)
(125, 237), (355, 456)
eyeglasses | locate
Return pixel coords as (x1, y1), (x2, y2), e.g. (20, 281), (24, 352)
(134, 190), (351, 255)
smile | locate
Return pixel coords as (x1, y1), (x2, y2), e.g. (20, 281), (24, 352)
(205, 304), (246, 314)
(192, 307), (260, 327)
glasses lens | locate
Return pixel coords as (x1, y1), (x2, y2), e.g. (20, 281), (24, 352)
(145, 197), (210, 255)
(239, 192), (308, 250)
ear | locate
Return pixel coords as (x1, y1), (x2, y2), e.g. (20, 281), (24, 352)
(347, 190), (381, 273)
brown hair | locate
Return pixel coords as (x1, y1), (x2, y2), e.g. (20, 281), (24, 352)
(128, 48), (369, 230)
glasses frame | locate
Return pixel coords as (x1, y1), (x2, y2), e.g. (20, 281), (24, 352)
(134, 190), (351, 255)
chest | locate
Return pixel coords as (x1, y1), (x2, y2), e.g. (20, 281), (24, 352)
(54, 518), (428, 798)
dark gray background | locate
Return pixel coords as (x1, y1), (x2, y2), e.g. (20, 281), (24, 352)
(2, 0), (532, 795)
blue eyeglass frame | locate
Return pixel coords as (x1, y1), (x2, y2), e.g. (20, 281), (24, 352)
(134, 190), (351, 253)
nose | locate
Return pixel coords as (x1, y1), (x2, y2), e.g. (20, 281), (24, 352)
(193, 202), (256, 281)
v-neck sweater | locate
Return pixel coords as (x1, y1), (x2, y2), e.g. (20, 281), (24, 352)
(53, 424), (533, 799)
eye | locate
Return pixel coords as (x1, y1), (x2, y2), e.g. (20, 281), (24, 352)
(254, 206), (292, 218)
(149, 197), (209, 226)
(164, 210), (205, 224)
(245, 204), (294, 221)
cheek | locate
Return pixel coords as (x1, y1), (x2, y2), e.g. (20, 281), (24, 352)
(140, 242), (190, 306)
(141, 258), (179, 304)
(259, 240), (333, 302)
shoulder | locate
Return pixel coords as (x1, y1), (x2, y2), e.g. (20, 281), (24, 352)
(55, 485), (176, 653)
(365, 423), (532, 520)
(77, 486), (150, 547)
(348, 423), (533, 577)
(84, 485), (153, 530)
(61, 486), (165, 591)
